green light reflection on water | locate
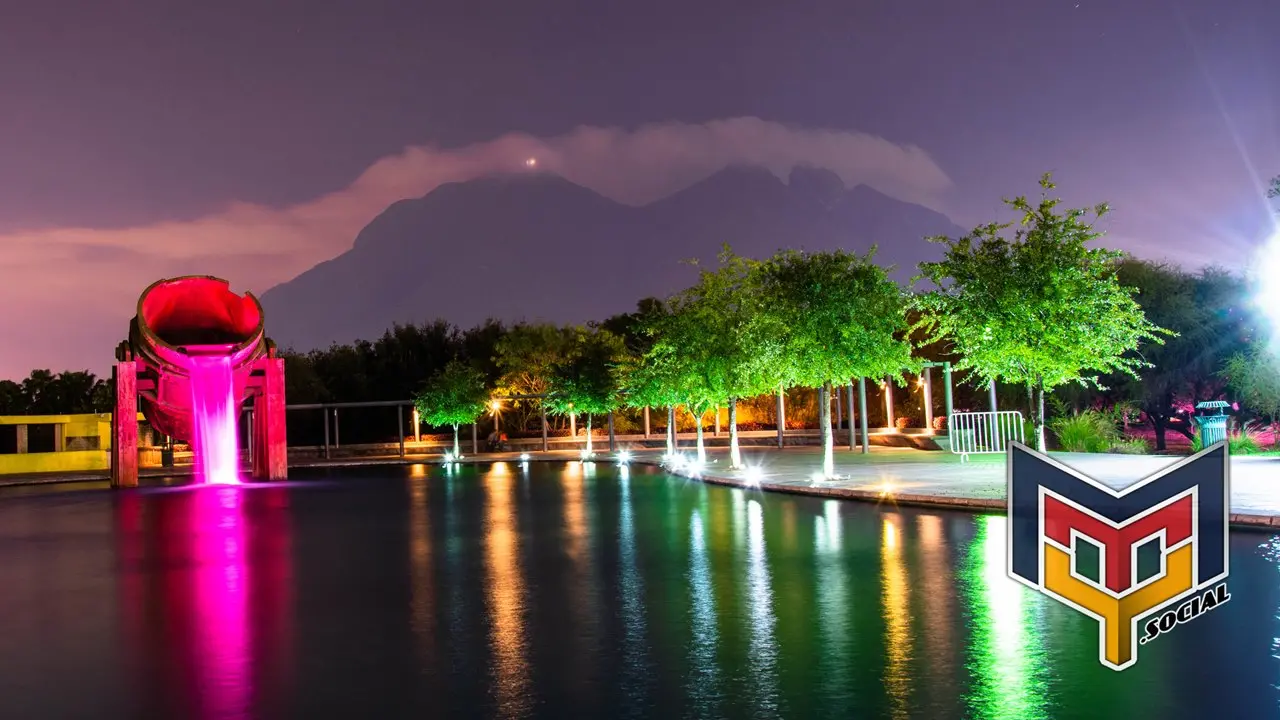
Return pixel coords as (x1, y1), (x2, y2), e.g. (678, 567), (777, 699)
(960, 514), (1052, 720)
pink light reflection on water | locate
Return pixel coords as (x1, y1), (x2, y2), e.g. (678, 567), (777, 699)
(192, 486), (253, 719)
(189, 354), (241, 485)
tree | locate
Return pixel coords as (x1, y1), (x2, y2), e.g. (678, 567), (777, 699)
(915, 174), (1167, 452)
(1221, 344), (1280, 446)
(494, 323), (575, 432)
(758, 248), (915, 477)
(1111, 260), (1248, 450)
(413, 359), (490, 457)
(546, 327), (627, 456)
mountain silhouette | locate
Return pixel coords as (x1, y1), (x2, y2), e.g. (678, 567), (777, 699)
(260, 166), (964, 350)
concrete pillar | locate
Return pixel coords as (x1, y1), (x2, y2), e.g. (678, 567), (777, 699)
(246, 409), (254, 466)
(713, 408), (720, 437)
(251, 357), (288, 481)
(333, 408), (340, 448)
(608, 412), (616, 452)
(323, 406), (331, 459)
(53, 423), (64, 453)
(643, 407), (650, 438)
(471, 422), (478, 454)
(943, 364), (954, 427)
(923, 367), (934, 433)
(776, 388), (785, 449)
(541, 403), (549, 452)
(847, 380), (856, 451)
(14, 424), (27, 454)
(398, 405), (405, 458)
(885, 378), (895, 430)
(111, 361), (138, 488)
(570, 413), (576, 440)
(858, 377), (870, 454)
(835, 386), (843, 430)
(412, 407), (421, 443)
(989, 379), (998, 412)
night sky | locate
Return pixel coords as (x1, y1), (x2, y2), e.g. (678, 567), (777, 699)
(1, 0), (1277, 379)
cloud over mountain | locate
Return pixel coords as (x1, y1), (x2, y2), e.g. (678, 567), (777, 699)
(0, 118), (951, 379)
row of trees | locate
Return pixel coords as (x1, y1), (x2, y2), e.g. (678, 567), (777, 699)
(412, 175), (1213, 474)
(6, 174), (1278, 464)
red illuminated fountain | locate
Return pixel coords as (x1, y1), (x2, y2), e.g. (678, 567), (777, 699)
(109, 276), (288, 487)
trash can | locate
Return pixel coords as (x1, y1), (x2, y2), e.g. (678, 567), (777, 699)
(1193, 401), (1230, 447)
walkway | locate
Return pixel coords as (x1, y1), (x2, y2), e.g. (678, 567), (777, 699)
(635, 445), (1280, 529)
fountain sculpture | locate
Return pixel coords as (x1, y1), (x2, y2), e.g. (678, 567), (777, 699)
(109, 276), (287, 487)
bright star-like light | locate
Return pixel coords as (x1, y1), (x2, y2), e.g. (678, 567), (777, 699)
(743, 466), (764, 485)
(525, 157), (538, 168)
(1256, 232), (1280, 342)
(617, 451), (632, 464)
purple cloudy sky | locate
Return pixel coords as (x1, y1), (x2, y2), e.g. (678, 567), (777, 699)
(1, 0), (1277, 379)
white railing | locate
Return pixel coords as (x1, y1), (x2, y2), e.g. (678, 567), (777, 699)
(948, 411), (1025, 460)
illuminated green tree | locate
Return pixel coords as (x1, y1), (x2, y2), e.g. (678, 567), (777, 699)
(758, 248), (916, 477)
(915, 174), (1166, 451)
(1222, 345), (1280, 446)
(493, 322), (575, 431)
(620, 302), (685, 455)
(413, 359), (489, 456)
(546, 327), (627, 456)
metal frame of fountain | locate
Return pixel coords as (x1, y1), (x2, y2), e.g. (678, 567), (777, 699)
(109, 276), (288, 487)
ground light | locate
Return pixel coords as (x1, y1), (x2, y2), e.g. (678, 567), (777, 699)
(743, 466), (764, 486)
(617, 451), (632, 465)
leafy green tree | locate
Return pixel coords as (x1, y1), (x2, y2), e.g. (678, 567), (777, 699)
(1221, 344), (1280, 446)
(494, 323), (576, 432)
(915, 174), (1166, 452)
(546, 327), (627, 456)
(619, 301), (686, 455)
(1111, 260), (1247, 450)
(413, 359), (490, 456)
(655, 247), (778, 467)
(758, 248), (915, 476)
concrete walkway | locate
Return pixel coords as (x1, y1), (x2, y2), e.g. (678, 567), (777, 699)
(632, 445), (1280, 530)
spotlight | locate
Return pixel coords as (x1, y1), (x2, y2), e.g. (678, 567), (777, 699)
(617, 451), (632, 464)
(744, 466), (764, 485)
(689, 460), (705, 476)
(520, 453), (530, 462)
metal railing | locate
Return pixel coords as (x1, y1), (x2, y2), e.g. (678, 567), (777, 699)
(948, 411), (1025, 460)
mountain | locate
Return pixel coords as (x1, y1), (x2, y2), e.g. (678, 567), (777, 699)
(260, 166), (965, 351)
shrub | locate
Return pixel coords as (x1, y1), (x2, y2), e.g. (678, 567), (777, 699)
(1190, 418), (1263, 454)
(1108, 437), (1149, 454)
(895, 416), (914, 430)
(1049, 410), (1121, 453)
(932, 415), (948, 432)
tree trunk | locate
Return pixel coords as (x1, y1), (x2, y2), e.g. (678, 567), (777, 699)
(1150, 410), (1168, 452)
(667, 405), (676, 454)
(695, 410), (706, 464)
(821, 382), (834, 478)
(1034, 377), (1047, 452)
(585, 414), (593, 456)
(452, 424), (460, 457)
(729, 398), (741, 468)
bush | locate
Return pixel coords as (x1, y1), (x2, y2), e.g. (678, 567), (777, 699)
(932, 415), (948, 432)
(1190, 418), (1264, 455)
(1109, 437), (1149, 454)
(895, 416), (914, 430)
(1049, 410), (1121, 453)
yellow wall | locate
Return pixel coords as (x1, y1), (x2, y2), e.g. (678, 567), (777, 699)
(0, 413), (126, 475)
(0, 450), (108, 475)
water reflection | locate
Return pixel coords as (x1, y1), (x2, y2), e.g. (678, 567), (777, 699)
(916, 514), (956, 710)
(687, 512), (723, 713)
(881, 513), (913, 719)
(407, 475), (434, 666)
(484, 466), (531, 717)
(119, 486), (293, 720)
(815, 500), (851, 704)
(961, 515), (1050, 719)
(617, 472), (650, 714)
(745, 499), (779, 713)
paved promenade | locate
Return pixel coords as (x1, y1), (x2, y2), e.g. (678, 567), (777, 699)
(633, 445), (1280, 530)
